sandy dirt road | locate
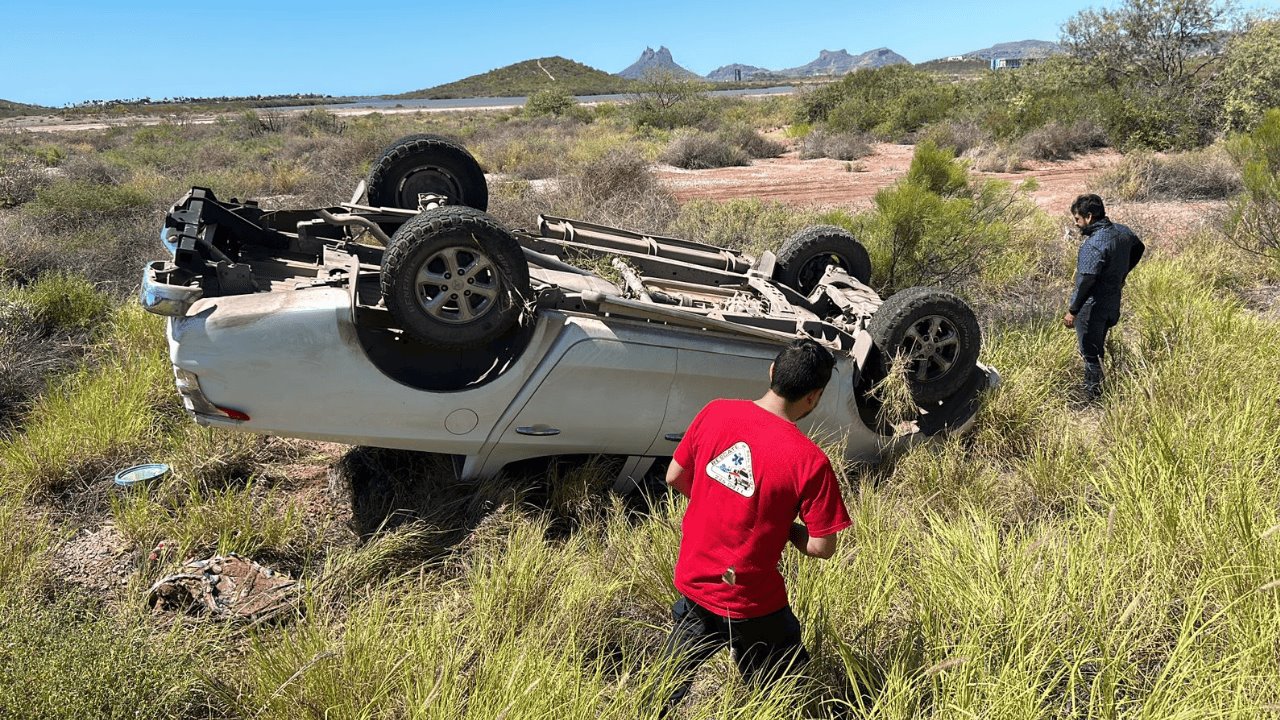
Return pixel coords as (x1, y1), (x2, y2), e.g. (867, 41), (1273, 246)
(655, 144), (1122, 214)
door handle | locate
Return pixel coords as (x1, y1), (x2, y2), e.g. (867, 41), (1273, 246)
(516, 424), (561, 437)
(664, 432), (684, 442)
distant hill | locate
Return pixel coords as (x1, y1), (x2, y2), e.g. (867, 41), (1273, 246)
(397, 57), (632, 99)
(961, 40), (1063, 60)
(706, 63), (785, 82)
(617, 47), (700, 80)
(780, 48), (910, 77)
(0, 99), (49, 119)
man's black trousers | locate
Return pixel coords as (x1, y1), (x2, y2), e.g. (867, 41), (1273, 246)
(660, 595), (810, 712)
(1076, 299), (1119, 396)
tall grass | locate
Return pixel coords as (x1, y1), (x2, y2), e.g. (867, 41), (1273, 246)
(1, 105), (1278, 718)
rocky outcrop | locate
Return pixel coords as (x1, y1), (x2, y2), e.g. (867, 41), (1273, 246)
(617, 46), (700, 80)
(780, 48), (910, 77)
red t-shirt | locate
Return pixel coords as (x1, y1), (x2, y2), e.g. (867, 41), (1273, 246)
(672, 398), (852, 619)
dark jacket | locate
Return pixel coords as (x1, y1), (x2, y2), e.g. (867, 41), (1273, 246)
(1069, 218), (1144, 315)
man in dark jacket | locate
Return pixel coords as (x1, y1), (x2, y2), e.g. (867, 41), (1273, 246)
(1064, 194), (1145, 400)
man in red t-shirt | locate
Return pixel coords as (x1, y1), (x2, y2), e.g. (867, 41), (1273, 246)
(659, 338), (852, 712)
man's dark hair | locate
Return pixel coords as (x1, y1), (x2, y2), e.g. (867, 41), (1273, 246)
(770, 338), (835, 402)
(1071, 194), (1106, 221)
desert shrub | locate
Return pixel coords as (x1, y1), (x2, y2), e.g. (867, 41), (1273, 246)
(670, 199), (819, 254)
(1097, 87), (1217, 151)
(1015, 119), (1108, 161)
(1099, 146), (1243, 201)
(969, 143), (1027, 172)
(718, 123), (784, 159)
(917, 120), (991, 156)
(1225, 108), (1280, 261)
(290, 107), (346, 136)
(659, 130), (748, 169)
(489, 147), (679, 234)
(799, 129), (872, 161)
(959, 57), (1108, 142)
(524, 86), (578, 118)
(30, 145), (65, 167)
(858, 142), (1039, 292)
(0, 156), (49, 208)
(59, 154), (129, 186)
(626, 72), (717, 130)
(800, 65), (956, 139)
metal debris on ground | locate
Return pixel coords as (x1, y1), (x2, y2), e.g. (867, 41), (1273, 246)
(146, 554), (295, 621)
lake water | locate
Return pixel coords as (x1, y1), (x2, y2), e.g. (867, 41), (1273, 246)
(274, 86), (798, 113)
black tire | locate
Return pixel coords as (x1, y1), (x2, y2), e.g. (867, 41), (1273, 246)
(380, 207), (529, 349)
(868, 286), (980, 405)
(366, 134), (488, 211)
(774, 225), (872, 295)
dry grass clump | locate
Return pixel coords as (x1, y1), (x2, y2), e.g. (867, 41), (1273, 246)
(490, 147), (679, 234)
(1099, 145), (1244, 201)
(1015, 119), (1108, 161)
(718, 124), (785, 159)
(660, 130), (750, 169)
(918, 120), (991, 157)
(799, 129), (873, 161)
(0, 156), (51, 208)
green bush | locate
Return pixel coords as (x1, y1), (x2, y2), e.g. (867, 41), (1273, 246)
(626, 72), (716, 130)
(1226, 108), (1280, 261)
(958, 57), (1107, 141)
(1219, 18), (1280, 132)
(524, 86), (579, 118)
(800, 65), (957, 139)
(858, 142), (1037, 292)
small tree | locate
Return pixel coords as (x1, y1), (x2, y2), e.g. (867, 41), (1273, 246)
(1219, 18), (1280, 132)
(627, 71), (713, 130)
(1062, 0), (1236, 93)
(1062, 0), (1238, 148)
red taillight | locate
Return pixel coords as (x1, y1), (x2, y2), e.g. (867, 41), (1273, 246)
(215, 406), (251, 421)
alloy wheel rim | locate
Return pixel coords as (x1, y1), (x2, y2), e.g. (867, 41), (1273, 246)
(414, 245), (500, 323)
(901, 314), (960, 382)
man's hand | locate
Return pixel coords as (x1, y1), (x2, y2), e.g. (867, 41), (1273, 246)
(789, 522), (838, 559)
(1063, 311), (1075, 329)
(666, 459), (692, 498)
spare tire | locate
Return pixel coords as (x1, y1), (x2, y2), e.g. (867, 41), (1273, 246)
(868, 286), (980, 405)
(774, 225), (872, 295)
(380, 207), (529, 349)
(366, 134), (488, 211)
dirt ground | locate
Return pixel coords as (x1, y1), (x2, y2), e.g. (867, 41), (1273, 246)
(656, 143), (1225, 242)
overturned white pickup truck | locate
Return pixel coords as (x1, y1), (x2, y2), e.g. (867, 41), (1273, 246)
(141, 134), (998, 483)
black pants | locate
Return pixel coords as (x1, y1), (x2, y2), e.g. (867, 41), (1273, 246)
(1076, 300), (1119, 396)
(660, 596), (810, 712)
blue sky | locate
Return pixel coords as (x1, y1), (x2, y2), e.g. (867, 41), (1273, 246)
(1, 0), (1276, 106)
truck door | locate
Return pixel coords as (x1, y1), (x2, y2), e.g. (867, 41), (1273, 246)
(495, 338), (676, 457)
(646, 347), (772, 456)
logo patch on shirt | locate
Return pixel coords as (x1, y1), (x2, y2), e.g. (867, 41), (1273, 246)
(706, 442), (755, 497)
